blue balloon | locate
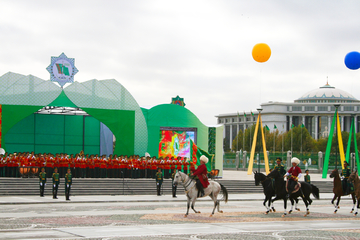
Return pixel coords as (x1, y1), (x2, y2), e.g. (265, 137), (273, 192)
(344, 51), (360, 70)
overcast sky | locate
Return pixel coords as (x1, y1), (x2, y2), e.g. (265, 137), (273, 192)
(1, 0), (360, 125)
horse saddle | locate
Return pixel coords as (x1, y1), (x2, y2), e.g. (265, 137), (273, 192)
(286, 181), (301, 194)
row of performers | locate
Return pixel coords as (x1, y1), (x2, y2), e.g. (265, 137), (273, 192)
(0, 152), (192, 179)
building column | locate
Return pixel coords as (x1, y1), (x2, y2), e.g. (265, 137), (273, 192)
(289, 116), (293, 131)
(341, 116), (344, 132)
(302, 116), (305, 126)
(229, 125), (233, 143)
(328, 115), (332, 138)
(355, 116), (358, 133)
(315, 116), (318, 140)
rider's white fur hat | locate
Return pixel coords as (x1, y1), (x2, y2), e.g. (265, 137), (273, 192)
(200, 155), (208, 164)
(291, 157), (300, 165)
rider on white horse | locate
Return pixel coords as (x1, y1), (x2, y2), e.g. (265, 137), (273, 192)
(191, 155), (209, 197)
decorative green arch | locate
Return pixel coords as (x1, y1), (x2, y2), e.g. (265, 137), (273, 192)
(0, 72), (147, 156)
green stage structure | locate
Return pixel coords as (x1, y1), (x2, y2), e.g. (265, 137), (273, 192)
(0, 72), (223, 175)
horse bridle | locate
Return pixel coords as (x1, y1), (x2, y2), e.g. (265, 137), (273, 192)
(178, 172), (195, 193)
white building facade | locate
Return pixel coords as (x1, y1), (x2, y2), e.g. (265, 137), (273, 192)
(216, 83), (360, 148)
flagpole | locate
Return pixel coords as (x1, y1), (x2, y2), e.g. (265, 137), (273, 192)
(243, 126), (245, 152)
(237, 112), (239, 152)
(301, 121), (303, 162)
(282, 125), (284, 160)
(291, 125), (293, 157)
(273, 129), (275, 155)
(334, 104), (340, 169)
(257, 108), (263, 172)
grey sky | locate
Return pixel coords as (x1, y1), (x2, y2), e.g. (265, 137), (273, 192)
(1, 0), (360, 125)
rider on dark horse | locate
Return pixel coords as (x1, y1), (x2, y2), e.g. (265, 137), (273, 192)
(341, 161), (351, 195)
(192, 155), (209, 197)
(284, 157), (302, 196)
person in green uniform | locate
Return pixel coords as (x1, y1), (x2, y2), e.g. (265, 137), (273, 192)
(65, 168), (72, 200)
(341, 161), (351, 195)
(52, 167), (60, 199)
(171, 169), (177, 198)
(273, 157), (286, 176)
(304, 169), (311, 184)
(155, 168), (163, 196)
(39, 167), (46, 197)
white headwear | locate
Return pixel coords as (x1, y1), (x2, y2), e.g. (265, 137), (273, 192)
(291, 157), (300, 165)
(200, 155), (208, 164)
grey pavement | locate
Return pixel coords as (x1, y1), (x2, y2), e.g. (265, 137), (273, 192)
(1, 170), (358, 240)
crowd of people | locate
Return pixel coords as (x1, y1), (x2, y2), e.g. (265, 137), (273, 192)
(0, 151), (192, 179)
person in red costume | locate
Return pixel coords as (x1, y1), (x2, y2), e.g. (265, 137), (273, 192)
(284, 157), (302, 194)
(192, 155), (209, 197)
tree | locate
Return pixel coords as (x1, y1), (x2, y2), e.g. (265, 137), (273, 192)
(231, 130), (243, 152)
(223, 138), (231, 152)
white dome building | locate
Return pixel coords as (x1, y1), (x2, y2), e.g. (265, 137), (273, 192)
(216, 83), (360, 148)
(296, 83), (359, 103)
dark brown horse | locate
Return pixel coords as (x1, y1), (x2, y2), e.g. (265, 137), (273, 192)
(348, 171), (360, 216)
(329, 168), (356, 213)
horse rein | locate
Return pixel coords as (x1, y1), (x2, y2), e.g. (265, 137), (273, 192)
(179, 173), (196, 194)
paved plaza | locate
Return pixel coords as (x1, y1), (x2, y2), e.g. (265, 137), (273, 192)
(0, 171), (359, 239)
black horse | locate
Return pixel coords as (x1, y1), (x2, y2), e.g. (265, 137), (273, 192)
(267, 169), (320, 217)
(254, 171), (301, 214)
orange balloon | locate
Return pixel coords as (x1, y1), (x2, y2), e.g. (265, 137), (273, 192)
(252, 43), (271, 63)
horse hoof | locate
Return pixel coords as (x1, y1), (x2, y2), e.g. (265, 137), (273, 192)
(197, 211), (201, 214)
(288, 210), (292, 214)
(296, 208), (300, 211)
(304, 214), (308, 217)
(209, 215), (213, 217)
(354, 212), (358, 216)
(219, 210), (223, 213)
(265, 211), (269, 215)
(273, 209), (276, 213)
(350, 210), (353, 213)
(334, 211), (337, 214)
(184, 215), (187, 218)
(281, 214), (286, 218)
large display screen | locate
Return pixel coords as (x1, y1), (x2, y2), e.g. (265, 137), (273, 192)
(159, 127), (197, 158)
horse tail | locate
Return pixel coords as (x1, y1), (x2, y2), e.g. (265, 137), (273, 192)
(311, 184), (320, 200)
(219, 183), (228, 203)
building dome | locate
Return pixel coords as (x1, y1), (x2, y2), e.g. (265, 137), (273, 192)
(295, 83), (359, 103)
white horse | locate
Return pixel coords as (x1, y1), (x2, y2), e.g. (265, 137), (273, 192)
(173, 171), (228, 217)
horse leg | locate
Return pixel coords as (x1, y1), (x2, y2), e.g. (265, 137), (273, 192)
(271, 200), (276, 212)
(191, 197), (200, 214)
(301, 196), (310, 216)
(209, 194), (218, 217)
(354, 198), (360, 216)
(288, 198), (294, 214)
(350, 193), (356, 213)
(216, 200), (222, 213)
(282, 198), (287, 217)
(185, 196), (191, 217)
(295, 198), (300, 211)
(334, 196), (341, 213)
(264, 196), (271, 214)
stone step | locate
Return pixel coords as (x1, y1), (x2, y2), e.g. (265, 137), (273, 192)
(0, 178), (333, 196)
